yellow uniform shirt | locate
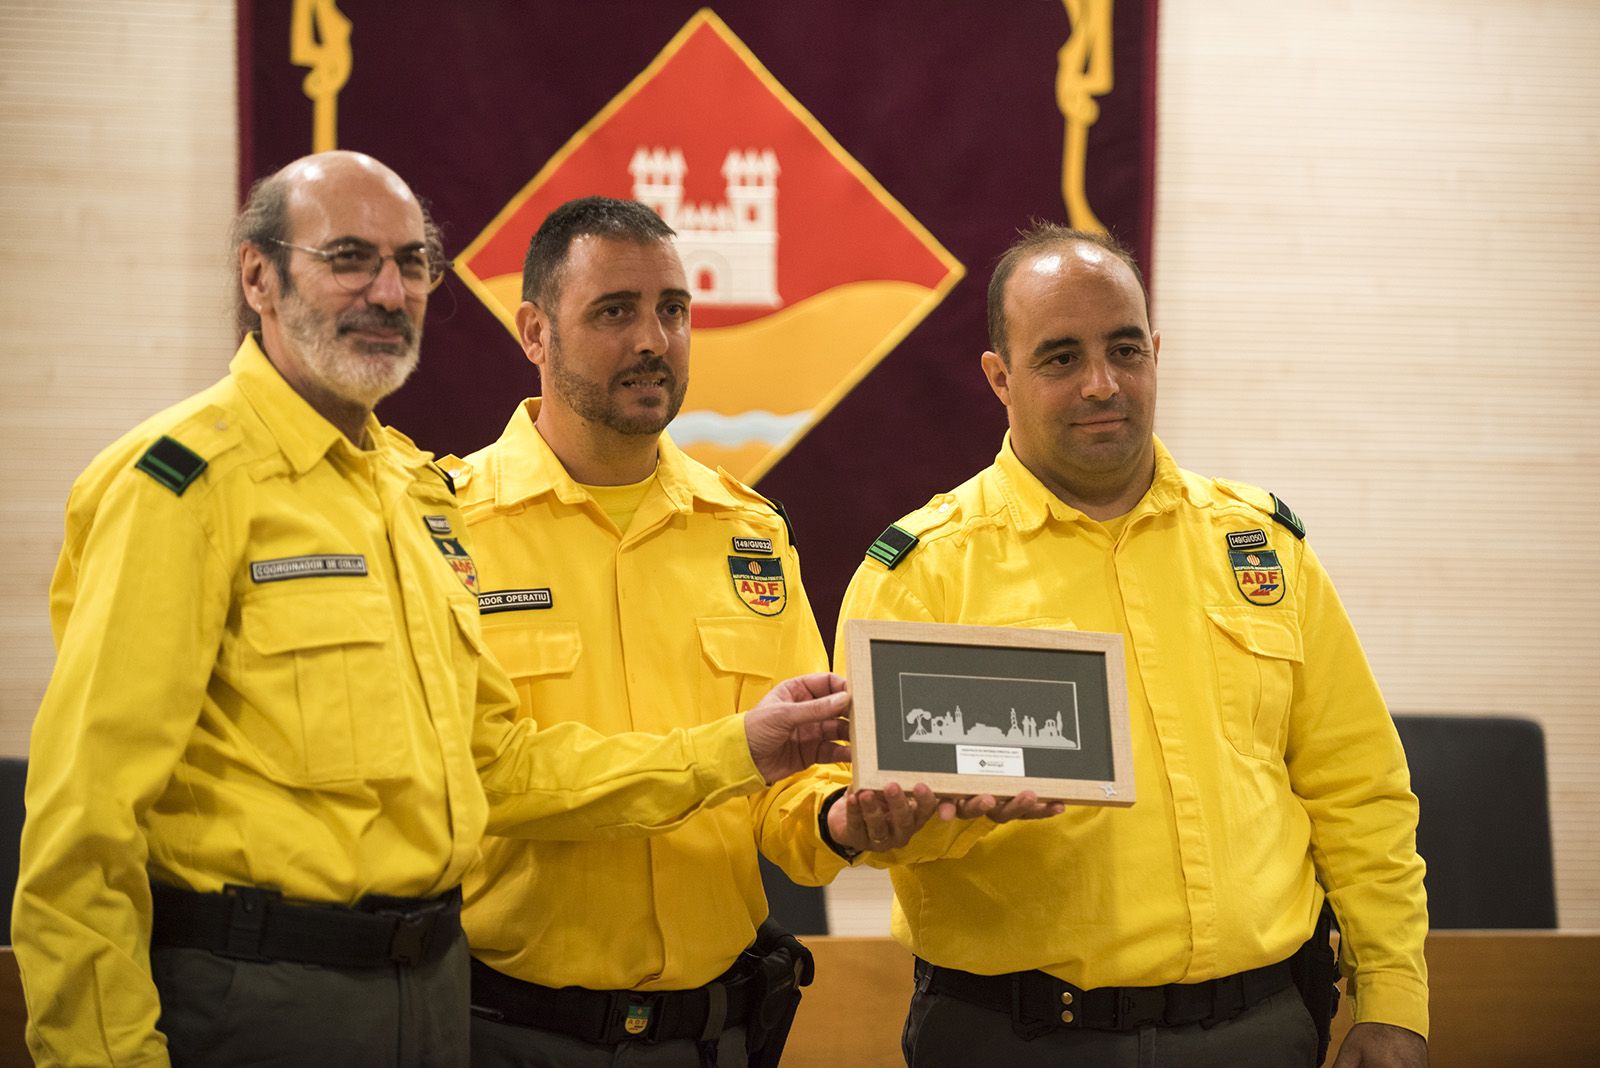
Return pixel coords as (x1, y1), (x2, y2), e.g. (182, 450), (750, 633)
(14, 341), (765, 1067)
(449, 400), (828, 991)
(817, 435), (1429, 1037)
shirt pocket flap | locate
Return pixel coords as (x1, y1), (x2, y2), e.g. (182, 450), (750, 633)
(482, 619), (583, 679)
(242, 590), (390, 655)
(1205, 606), (1304, 663)
(1000, 615), (1079, 631)
(448, 598), (491, 656)
(697, 616), (780, 678)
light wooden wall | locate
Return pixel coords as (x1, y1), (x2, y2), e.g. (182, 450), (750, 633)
(3, 1), (1597, 931)
(1154, 0), (1600, 930)
(0, 0), (238, 756)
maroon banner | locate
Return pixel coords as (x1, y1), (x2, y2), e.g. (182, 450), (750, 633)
(240, 1), (1158, 648)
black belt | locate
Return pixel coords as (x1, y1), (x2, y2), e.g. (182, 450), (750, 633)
(150, 882), (462, 969)
(915, 955), (1295, 1035)
(470, 957), (762, 1045)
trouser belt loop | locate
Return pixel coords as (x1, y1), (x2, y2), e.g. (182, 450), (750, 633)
(700, 982), (729, 1042)
(221, 883), (279, 961)
(1204, 971), (1247, 1027)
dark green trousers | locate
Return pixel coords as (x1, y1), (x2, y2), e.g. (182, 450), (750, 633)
(902, 983), (1318, 1068)
(469, 1013), (750, 1068)
(152, 930), (470, 1067)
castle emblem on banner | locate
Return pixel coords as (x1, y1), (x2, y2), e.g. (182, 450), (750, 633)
(455, 10), (963, 484)
(631, 146), (781, 307)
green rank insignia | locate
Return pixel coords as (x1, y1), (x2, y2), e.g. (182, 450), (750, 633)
(135, 436), (207, 496)
(1270, 494), (1306, 540)
(866, 524), (919, 570)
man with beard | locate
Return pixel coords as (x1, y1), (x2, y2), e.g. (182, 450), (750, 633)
(13, 156), (854, 1068)
(780, 224), (1429, 1067)
(445, 196), (872, 1067)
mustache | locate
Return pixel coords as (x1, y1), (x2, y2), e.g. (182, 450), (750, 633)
(337, 307), (415, 343)
(610, 357), (675, 388)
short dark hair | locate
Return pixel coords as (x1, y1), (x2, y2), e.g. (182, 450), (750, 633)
(521, 196), (676, 308)
(229, 169), (445, 340)
(986, 222), (1149, 362)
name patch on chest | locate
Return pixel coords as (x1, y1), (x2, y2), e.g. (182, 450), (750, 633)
(249, 554), (368, 583)
(478, 588), (554, 614)
(1230, 549), (1286, 605)
(423, 515), (453, 535)
(731, 536), (774, 555)
(728, 556), (787, 616)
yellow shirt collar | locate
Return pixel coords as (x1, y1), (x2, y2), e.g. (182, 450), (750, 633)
(993, 431), (1188, 531)
(229, 333), (386, 475)
(489, 398), (742, 512)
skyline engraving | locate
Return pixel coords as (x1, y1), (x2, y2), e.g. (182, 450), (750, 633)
(897, 672), (1082, 750)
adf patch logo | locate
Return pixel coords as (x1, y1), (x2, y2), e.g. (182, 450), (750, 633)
(728, 555), (787, 616)
(1230, 549), (1286, 606)
(455, 8), (963, 484)
(433, 535), (480, 595)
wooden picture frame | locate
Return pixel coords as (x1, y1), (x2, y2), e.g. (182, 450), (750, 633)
(844, 619), (1135, 806)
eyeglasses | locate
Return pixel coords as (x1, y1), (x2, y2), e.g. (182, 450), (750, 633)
(269, 239), (452, 297)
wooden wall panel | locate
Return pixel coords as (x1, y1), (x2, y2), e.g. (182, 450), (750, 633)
(1155, 0), (1600, 928)
(0, 0), (237, 755)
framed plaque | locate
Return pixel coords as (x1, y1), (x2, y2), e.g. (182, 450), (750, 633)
(844, 619), (1134, 806)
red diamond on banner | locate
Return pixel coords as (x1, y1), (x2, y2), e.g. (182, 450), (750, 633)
(456, 9), (963, 482)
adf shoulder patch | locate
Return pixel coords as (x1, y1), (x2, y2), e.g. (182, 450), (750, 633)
(432, 535), (479, 594)
(728, 556), (786, 616)
(135, 436), (207, 496)
(1230, 549), (1287, 606)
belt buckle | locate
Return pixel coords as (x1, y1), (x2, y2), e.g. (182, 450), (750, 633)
(609, 991), (662, 1042)
(220, 883), (280, 961)
(380, 900), (447, 966)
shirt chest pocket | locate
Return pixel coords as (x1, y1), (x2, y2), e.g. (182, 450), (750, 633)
(237, 589), (406, 786)
(480, 620), (583, 717)
(1205, 606), (1303, 762)
(696, 616), (781, 722)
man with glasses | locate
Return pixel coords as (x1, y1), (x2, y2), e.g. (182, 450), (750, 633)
(12, 151), (852, 1068)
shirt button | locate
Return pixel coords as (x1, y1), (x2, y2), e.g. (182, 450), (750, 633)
(1060, 1010), (1074, 1023)
(1060, 991), (1074, 1006)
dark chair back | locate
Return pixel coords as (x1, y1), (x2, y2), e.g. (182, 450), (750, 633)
(759, 856), (828, 935)
(1392, 714), (1556, 928)
(0, 758), (24, 943)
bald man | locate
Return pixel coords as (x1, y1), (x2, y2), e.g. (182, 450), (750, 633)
(12, 152), (851, 1068)
(799, 223), (1428, 1067)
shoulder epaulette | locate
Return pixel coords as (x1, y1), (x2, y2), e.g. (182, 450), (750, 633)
(437, 454), (476, 493)
(431, 463), (455, 496)
(866, 524), (919, 570)
(134, 436), (207, 496)
(715, 467), (795, 545)
(1269, 493), (1306, 540)
(767, 497), (797, 547)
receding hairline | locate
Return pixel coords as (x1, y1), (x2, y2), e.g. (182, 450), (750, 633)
(276, 153), (425, 236)
(988, 228), (1151, 362)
